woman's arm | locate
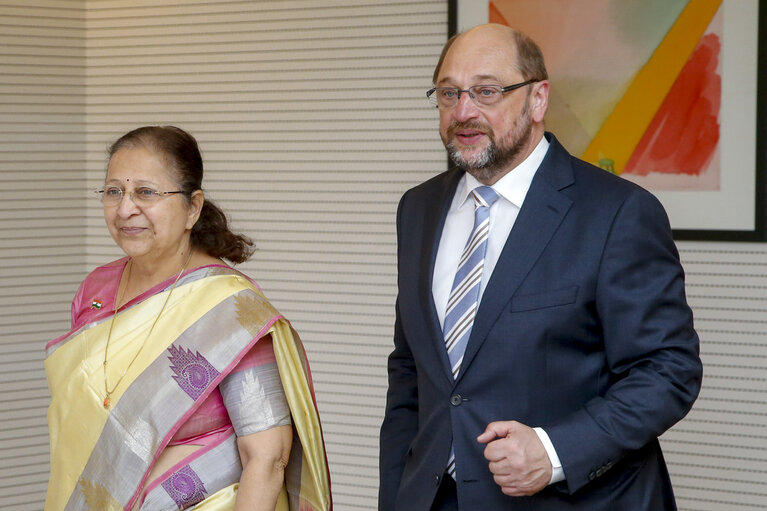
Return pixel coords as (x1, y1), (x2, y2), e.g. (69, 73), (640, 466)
(235, 424), (293, 511)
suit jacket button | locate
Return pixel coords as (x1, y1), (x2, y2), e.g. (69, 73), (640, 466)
(450, 394), (462, 406)
(435, 475), (441, 486)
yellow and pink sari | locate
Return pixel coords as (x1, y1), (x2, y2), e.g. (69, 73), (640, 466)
(45, 259), (331, 510)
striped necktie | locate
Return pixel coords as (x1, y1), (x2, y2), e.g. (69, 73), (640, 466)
(443, 185), (499, 478)
(443, 185), (499, 378)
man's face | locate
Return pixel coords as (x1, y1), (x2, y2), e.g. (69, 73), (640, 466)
(436, 31), (538, 183)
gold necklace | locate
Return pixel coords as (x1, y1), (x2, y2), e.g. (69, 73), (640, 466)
(102, 251), (193, 409)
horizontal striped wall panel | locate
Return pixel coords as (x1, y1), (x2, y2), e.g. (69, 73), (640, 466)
(80, 2), (448, 510)
(0, 2), (86, 510)
(663, 242), (767, 511)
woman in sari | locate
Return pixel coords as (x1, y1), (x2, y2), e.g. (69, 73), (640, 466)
(45, 126), (331, 511)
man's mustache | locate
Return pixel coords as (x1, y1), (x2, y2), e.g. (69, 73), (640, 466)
(446, 121), (493, 139)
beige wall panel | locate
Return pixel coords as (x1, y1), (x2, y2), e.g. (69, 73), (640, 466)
(664, 243), (767, 509)
(0, 1), (85, 509)
(79, 1), (447, 509)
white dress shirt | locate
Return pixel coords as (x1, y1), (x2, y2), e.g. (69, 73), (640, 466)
(432, 135), (566, 485)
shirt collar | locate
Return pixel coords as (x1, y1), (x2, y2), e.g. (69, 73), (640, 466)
(457, 135), (550, 209)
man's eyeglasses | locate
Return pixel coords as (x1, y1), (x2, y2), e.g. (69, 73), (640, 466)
(426, 79), (540, 108)
(95, 186), (186, 206)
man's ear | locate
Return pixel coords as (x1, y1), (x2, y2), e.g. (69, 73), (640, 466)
(530, 80), (549, 123)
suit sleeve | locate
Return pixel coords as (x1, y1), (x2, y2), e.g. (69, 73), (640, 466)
(545, 189), (702, 494)
(378, 195), (420, 511)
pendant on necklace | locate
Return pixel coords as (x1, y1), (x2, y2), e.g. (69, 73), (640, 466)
(103, 396), (111, 409)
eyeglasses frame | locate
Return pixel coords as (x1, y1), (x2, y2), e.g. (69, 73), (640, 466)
(94, 187), (186, 206)
(426, 79), (540, 108)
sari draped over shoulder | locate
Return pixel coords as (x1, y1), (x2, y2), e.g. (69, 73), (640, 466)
(44, 260), (331, 511)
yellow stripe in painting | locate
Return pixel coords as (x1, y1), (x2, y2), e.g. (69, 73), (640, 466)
(581, 0), (722, 173)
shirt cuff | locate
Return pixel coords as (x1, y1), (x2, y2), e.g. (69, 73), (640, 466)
(533, 427), (566, 485)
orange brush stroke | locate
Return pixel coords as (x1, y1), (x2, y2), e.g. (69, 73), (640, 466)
(580, 0), (722, 172)
(489, 2), (508, 25)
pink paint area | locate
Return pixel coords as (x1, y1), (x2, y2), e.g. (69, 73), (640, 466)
(624, 31), (721, 181)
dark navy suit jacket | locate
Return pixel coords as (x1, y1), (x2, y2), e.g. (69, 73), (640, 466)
(379, 134), (702, 510)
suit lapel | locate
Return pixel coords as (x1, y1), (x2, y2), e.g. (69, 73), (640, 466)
(416, 169), (464, 383)
(457, 135), (575, 383)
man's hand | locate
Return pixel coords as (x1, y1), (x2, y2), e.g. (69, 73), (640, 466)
(476, 421), (552, 496)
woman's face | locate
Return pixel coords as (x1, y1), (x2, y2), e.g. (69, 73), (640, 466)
(103, 146), (200, 262)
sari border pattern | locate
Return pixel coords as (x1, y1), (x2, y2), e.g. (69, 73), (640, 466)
(168, 345), (221, 401)
(160, 465), (208, 508)
(46, 264), (331, 511)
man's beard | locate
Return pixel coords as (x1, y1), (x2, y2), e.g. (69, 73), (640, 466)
(444, 102), (533, 182)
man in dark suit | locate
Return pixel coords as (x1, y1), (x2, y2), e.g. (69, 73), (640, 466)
(379, 24), (702, 511)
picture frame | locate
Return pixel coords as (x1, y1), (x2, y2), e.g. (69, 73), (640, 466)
(448, 0), (767, 241)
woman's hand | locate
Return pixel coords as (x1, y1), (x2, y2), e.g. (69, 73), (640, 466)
(235, 424), (293, 511)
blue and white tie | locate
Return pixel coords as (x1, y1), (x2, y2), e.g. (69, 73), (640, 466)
(444, 185), (499, 478)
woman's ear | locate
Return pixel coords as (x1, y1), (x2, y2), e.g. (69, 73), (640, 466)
(187, 190), (204, 229)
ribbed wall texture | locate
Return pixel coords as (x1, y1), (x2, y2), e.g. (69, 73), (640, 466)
(0, 1), (85, 509)
(1, 2), (767, 511)
(668, 242), (767, 510)
(82, 1), (448, 510)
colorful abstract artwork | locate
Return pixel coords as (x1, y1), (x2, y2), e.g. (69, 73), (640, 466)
(489, 0), (722, 190)
(453, 0), (764, 238)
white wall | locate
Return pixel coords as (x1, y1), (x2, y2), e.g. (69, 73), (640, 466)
(1, 1), (767, 510)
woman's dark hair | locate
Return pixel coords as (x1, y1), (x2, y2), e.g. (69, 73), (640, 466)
(107, 126), (254, 264)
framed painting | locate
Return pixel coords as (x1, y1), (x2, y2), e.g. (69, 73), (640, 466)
(449, 0), (767, 241)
